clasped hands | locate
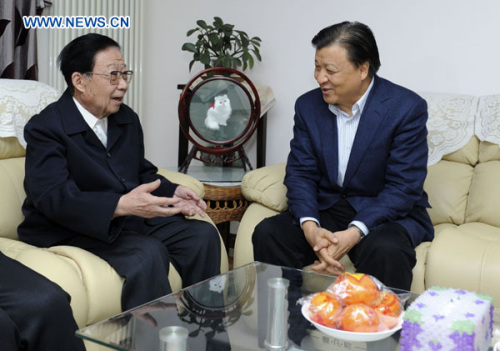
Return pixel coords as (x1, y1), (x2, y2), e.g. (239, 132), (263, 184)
(114, 179), (207, 218)
(303, 222), (362, 276)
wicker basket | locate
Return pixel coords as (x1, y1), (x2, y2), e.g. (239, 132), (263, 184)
(204, 184), (250, 225)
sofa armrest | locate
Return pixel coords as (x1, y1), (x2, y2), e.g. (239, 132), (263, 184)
(46, 245), (124, 326)
(241, 163), (288, 212)
(2, 241), (91, 328)
(410, 242), (431, 293)
(157, 168), (204, 197)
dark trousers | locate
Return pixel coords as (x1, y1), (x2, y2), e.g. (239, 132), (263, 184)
(0, 252), (85, 351)
(65, 215), (221, 311)
(252, 199), (416, 290)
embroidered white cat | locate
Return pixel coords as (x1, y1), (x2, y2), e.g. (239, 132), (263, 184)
(204, 94), (232, 130)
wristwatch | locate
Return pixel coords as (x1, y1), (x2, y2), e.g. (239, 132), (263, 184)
(349, 224), (366, 239)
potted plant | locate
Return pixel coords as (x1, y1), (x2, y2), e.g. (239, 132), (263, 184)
(181, 17), (262, 72)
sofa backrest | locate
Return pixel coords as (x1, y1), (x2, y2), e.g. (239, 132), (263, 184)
(0, 78), (60, 153)
(0, 79), (60, 240)
(466, 140), (500, 227)
(424, 137), (477, 226)
(423, 91), (500, 228)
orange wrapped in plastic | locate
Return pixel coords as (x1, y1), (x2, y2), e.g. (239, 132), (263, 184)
(372, 290), (402, 317)
(308, 291), (343, 328)
(327, 272), (380, 306)
(372, 291), (403, 328)
(339, 303), (380, 332)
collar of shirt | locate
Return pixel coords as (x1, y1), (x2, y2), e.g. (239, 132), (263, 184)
(72, 97), (108, 133)
(328, 78), (374, 118)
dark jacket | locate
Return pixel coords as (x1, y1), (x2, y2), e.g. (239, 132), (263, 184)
(18, 90), (178, 246)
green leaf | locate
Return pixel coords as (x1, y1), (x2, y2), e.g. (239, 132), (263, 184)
(181, 43), (197, 53)
(252, 48), (262, 61)
(248, 54), (255, 69)
(250, 38), (261, 47)
(186, 28), (198, 37)
(222, 56), (233, 68)
(213, 16), (224, 28)
(197, 20), (208, 29)
(233, 57), (242, 68)
(208, 33), (221, 45)
(236, 30), (249, 39)
(223, 23), (234, 32)
(200, 52), (211, 65)
(188, 60), (195, 72)
(240, 35), (249, 47)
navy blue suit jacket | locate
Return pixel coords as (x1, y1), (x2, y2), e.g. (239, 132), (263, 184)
(285, 76), (434, 247)
(18, 90), (178, 247)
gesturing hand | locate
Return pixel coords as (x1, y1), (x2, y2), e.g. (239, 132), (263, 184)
(173, 185), (207, 218)
(114, 180), (183, 218)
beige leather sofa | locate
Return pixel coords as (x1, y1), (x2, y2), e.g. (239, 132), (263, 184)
(233, 92), (500, 341)
(0, 78), (228, 329)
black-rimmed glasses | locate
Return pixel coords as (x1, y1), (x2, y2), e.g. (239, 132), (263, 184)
(85, 70), (134, 85)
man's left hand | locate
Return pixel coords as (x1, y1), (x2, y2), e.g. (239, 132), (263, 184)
(310, 226), (362, 274)
(173, 185), (207, 217)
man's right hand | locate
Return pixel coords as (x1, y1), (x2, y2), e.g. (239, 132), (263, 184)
(113, 180), (183, 218)
(302, 221), (346, 275)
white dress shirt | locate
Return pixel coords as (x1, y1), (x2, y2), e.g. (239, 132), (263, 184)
(73, 97), (108, 147)
(300, 79), (374, 236)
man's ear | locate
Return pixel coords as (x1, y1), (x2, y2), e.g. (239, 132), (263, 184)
(72, 72), (86, 93)
(359, 61), (370, 80)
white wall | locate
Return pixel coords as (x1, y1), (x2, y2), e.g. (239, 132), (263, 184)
(39, 0), (500, 169)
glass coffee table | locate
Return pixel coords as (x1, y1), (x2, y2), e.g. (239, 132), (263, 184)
(77, 262), (425, 351)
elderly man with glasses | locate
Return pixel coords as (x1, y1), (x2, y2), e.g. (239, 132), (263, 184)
(18, 33), (221, 312)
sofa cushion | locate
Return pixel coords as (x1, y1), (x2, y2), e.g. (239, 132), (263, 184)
(466, 160), (500, 227)
(241, 163), (288, 212)
(425, 223), (500, 311)
(0, 157), (25, 240)
(479, 141), (500, 163)
(441, 136), (479, 166)
(424, 159), (472, 226)
(0, 137), (26, 159)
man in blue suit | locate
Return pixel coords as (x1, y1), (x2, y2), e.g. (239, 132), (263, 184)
(18, 34), (221, 311)
(253, 21), (433, 290)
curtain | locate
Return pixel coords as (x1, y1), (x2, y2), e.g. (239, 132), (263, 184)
(0, 0), (52, 80)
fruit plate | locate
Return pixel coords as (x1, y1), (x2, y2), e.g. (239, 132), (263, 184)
(301, 302), (403, 342)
